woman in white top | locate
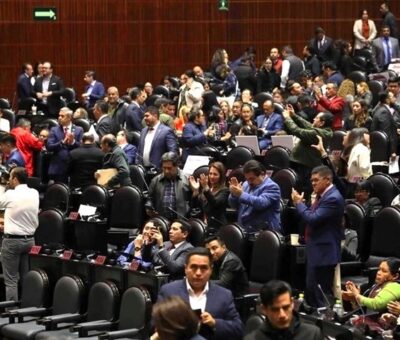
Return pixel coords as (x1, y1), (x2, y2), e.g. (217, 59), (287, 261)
(353, 9), (377, 54)
(343, 127), (372, 182)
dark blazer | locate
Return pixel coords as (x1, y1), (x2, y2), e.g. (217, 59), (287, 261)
(295, 185), (344, 267)
(46, 124), (84, 177)
(309, 36), (334, 63)
(121, 143), (137, 165)
(33, 75), (65, 116)
(371, 104), (398, 154)
(136, 123), (178, 170)
(158, 280), (243, 340)
(383, 11), (399, 38)
(182, 121), (207, 162)
(102, 145), (132, 187)
(16, 74), (33, 102)
(143, 240), (193, 280)
(84, 81), (105, 108)
(68, 143), (104, 188)
(95, 115), (112, 140)
(125, 102), (146, 132)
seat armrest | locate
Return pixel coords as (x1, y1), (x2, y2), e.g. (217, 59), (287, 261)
(72, 320), (116, 337)
(37, 313), (83, 330)
(98, 328), (140, 340)
(0, 300), (19, 310)
(8, 307), (49, 323)
(340, 261), (363, 277)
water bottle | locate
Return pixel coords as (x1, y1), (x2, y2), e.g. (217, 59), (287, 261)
(333, 299), (344, 318)
(294, 293), (304, 312)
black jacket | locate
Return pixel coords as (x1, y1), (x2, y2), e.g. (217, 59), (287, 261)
(244, 313), (323, 340)
(103, 145), (132, 187)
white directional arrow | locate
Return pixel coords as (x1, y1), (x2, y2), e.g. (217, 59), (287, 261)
(34, 9), (56, 20)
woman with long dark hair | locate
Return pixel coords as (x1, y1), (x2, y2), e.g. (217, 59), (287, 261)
(344, 99), (372, 131)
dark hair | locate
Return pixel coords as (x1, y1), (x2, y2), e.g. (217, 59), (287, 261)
(243, 159), (265, 176)
(388, 77), (399, 84)
(311, 165), (333, 181)
(0, 134), (16, 147)
(95, 100), (108, 114)
(101, 134), (117, 148)
(322, 61), (337, 71)
(260, 280), (292, 306)
(208, 161), (226, 191)
(152, 296), (199, 340)
(354, 180), (372, 193)
(204, 235), (225, 246)
(21, 63), (32, 73)
(359, 9), (368, 19)
(155, 97), (171, 108)
(82, 132), (95, 143)
(85, 70), (96, 79)
(146, 106), (159, 118)
(319, 111), (334, 128)
(281, 45), (293, 54)
(185, 247), (212, 265)
(315, 27), (325, 34)
(382, 24), (391, 32)
(378, 91), (389, 104)
(188, 107), (203, 122)
(184, 69), (195, 79)
(385, 257), (400, 276)
(172, 219), (192, 235)
(10, 167), (28, 184)
(129, 87), (142, 100)
(161, 152), (179, 166)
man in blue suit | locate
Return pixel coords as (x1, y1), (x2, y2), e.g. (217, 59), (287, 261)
(291, 165), (344, 307)
(16, 63), (33, 105)
(158, 247), (243, 340)
(125, 87), (147, 132)
(136, 106), (177, 170)
(81, 70), (105, 109)
(46, 108), (84, 183)
(256, 99), (284, 150)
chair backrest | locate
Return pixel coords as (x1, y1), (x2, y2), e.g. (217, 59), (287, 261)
(370, 206), (400, 259)
(367, 172), (399, 207)
(202, 91), (219, 115)
(128, 130), (141, 146)
(20, 269), (50, 309)
(192, 165), (209, 179)
(244, 313), (265, 336)
(226, 146), (254, 170)
(129, 165), (149, 193)
(73, 118), (91, 132)
(253, 92), (273, 109)
(146, 94), (162, 107)
(109, 185), (144, 230)
(52, 275), (86, 315)
(63, 87), (76, 103)
(227, 167), (245, 184)
(41, 118), (59, 130)
(370, 130), (390, 163)
(187, 218), (206, 247)
(218, 223), (246, 261)
(17, 97), (36, 111)
(271, 168), (299, 201)
(249, 231), (283, 283)
(42, 182), (70, 215)
(320, 319), (353, 340)
(347, 70), (367, 84)
(263, 146), (291, 172)
(153, 85), (169, 98)
(87, 281), (120, 322)
(198, 145), (221, 162)
(344, 202), (365, 232)
(329, 130), (347, 153)
(35, 208), (65, 246)
(0, 98), (11, 109)
(118, 286), (152, 331)
(80, 184), (110, 217)
(1, 108), (15, 129)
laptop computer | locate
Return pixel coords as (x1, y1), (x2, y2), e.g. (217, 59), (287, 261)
(235, 135), (261, 155)
(271, 135), (295, 150)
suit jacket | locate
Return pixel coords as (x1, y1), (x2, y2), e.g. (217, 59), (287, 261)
(84, 81), (105, 108)
(372, 36), (400, 71)
(371, 104), (398, 154)
(158, 280), (243, 340)
(143, 240), (193, 280)
(136, 123), (178, 170)
(121, 143), (137, 164)
(95, 114), (112, 141)
(125, 102), (145, 132)
(353, 19), (377, 50)
(256, 112), (284, 148)
(295, 185), (344, 267)
(46, 124), (84, 176)
(309, 36), (334, 62)
(16, 74), (33, 102)
(102, 145), (132, 187)
(68, 143), (104, 188)
(383, 11), (399, 39)
(182, 121), (207, 161)
(33, 75), (65, 116)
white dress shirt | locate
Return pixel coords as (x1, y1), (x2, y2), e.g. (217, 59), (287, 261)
(186, 279), (209, 312)
(143, 122), (160, 166)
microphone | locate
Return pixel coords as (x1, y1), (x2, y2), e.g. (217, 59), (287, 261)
(166, 206), (189, 221)
(318, 284), (332, 308)
(209, 215), (225, 226)
(317, 284), (335, 320)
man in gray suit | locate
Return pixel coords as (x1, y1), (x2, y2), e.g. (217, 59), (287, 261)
(372, 25), (400, 71)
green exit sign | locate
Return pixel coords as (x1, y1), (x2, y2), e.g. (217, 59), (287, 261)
(218, 0), (229, 11)
(33, 7), (57, 21)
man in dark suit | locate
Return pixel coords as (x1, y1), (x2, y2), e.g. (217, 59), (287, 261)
(91, 99), (112, 143)
(371, 91), (398, 162)
(125, 87), (147, 132)
(136, 106), (177, 170)
(380, 2), (398, 39)
(116, 129), (136, 164)
(107, 86), (129, 135)
(140, 219), (193, 280)
(292, 165), (345, 307)
(205, 236), (248, 297)
(308, 27), (334, 63)
(16, 63), (33, 104)
(68, 132), (104, 188)
(158, 247), (243, 340)
(32, 61), (65, 117)
(81, 70), (105, 109)
(372, 26), (400, 71)
(256, 99), (284, 150)
(46, 108), (84, 183)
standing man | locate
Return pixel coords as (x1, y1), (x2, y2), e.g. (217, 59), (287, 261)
(46, 108), (84, 183)
(280, 46), (305, 91)
(256, 99), (284, 150)
(291, 166), (345, 307)
(158, 247), (243, 340)
(244, 280), (323, 340)
(81, 70), (105, 110)
(32, 61), (65, 117)
(0, 167), (39, 301)
(125, 87), (147, 132)
(372, 26), (400, 72)
(106, 86), (128, 135)
(229, 160), (281, 233)
(136, 106), (177, 170)
(16, 63), (33, 104)
(91, 99), (112, 142)
(380, 2), (398, 39)
(309, 27), (334, 64)
(270, 47), (283, 74)
(205, 236), (249, 297)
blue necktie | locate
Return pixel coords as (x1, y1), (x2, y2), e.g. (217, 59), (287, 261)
(384, 38), (392, 65)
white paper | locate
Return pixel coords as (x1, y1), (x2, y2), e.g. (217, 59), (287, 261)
(78, 204), (97, 217)
(389, 156), (399, 174)
(182, 155), (210, 175)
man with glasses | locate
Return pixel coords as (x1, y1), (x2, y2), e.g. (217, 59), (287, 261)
(291, 165), (344, 307)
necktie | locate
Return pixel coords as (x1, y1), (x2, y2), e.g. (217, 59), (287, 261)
(385, 38), (392, 65)
(64, 127), (68, 136)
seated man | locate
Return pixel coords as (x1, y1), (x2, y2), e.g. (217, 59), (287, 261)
(158, 247), (243, 340)
(0, 134), (25, 169)
(205, 236), (249, 297)
(229, 160), (281, 233)
(116, 129), (136, 165)
(256, 99), (284, 150)
(244, 280), (323, 340)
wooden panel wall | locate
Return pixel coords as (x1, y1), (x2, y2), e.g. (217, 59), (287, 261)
(0, 0), (399, 101)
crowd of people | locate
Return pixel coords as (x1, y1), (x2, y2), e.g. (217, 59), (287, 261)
(0, 1), (400, 339)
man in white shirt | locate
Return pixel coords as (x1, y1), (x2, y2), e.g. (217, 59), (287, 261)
(0, 167), (39, 301)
